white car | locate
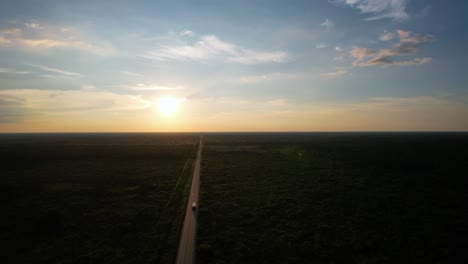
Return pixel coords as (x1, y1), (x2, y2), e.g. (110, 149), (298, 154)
(192, 202), (197, 209)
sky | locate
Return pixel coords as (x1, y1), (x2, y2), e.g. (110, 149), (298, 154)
(0, 0), (467, 132)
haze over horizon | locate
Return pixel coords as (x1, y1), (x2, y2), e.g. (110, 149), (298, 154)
(1, 0), (467, 132)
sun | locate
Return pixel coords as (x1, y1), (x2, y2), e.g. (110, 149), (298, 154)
(158, 96), (179, 115)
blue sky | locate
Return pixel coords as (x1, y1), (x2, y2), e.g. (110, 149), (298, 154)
(0, 0), (467, 132)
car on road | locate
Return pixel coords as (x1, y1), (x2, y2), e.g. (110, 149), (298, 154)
(192, 202), (197, 210)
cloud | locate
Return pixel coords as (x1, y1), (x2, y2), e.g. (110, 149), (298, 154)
(25, 21), (42, 29)
(320, 18), (335, 31)
(0, 96), (32, 122)
(31, 65), (82, 77)
(0, 89), (152, 116)
(19, 39), (69, 48)
(351, 30), (434, 66)
(321, 68), (348, 77)
(228, 50), (287, 64)
(146, 35), (287, 64)
(379, 30), (395, 41)
(125, 83), (184, 91)
(0, 21), (116, 56)
(334, 46), (347, 61)
(362, 57), (431, 66)
(1, 27), (21, 34)
(21, 38), (115, 56)
(121, 71), (144, 77)
(239, 68), (348, 84)
(336, 0), (409, 21)
(239, 75), (269, 84)
(239, 72), (305, 84)
(24, 64), (82, 78)
(0, 67), (29, 74)
(0, 36), (11, 44)
(180, 30), (195, 37)
(334, 55), (347, 61)
(315, 43), (328, 49)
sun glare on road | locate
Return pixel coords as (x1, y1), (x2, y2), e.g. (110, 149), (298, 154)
(158, 96), (179, 115)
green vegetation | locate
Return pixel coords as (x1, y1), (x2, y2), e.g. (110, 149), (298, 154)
(197, 133), (468, 263)
(2, 132), (467, 263)
(0, 133), (199, 263)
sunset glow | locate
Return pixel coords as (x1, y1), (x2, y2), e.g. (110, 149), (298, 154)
(158, 96), (179, 115)
(0, 1), (467, 132)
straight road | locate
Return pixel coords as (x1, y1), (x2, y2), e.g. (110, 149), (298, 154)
(175, 136), (203, 264)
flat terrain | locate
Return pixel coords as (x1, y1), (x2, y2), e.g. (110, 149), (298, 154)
(0, 133), (198, 263)
(197, 132), (468, 263)
(2, 132), (467, 264)
(176, 136), (202, 264)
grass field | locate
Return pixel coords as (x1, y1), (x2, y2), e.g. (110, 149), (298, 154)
(0, 133), (199, 263)
(197, 132), (468, 263)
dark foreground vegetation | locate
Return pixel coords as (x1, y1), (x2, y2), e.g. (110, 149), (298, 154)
(2, 132), (467, 264)
(0, 133), (198, 263)
(197, 132), (468, 264)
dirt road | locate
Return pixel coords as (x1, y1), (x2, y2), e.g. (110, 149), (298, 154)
(175, 136), (202, 264)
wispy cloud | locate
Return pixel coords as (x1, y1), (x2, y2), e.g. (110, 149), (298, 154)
(125, 83), (184, 91)
(28, 64), (82, 77)
(315, 43), (329, 49)
(0, 89), (152, 114)
(39, 65), (82, 76)
(0, 36), (11, 44)
(0, 67), (29, 74)
(379, 30), (395, 41)
(240, 68), (348, 84)
(180, 30), (195, 37)
(239, 72), (305, 84)
(320, 18), (335, 31)
(121, 71), (144, 77)
(334, 46), (347, 61)
(239, 75), (269, 84)
(0, 20), (116, 56)
(0, 96), (33, 123)
(0, 27), (22, 37)
(19, 39), (68, 48)
(25, 21), (42, 29)
(351, 30), (434, 66)
(321, 68), (348, 77)
(336, 0), (409, 21)
(146, 34), (288, 64)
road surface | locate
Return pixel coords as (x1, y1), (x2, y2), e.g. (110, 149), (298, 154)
(175, 136), (203, 264)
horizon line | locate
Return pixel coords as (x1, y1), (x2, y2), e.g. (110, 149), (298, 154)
(1, 131), (468, 134)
